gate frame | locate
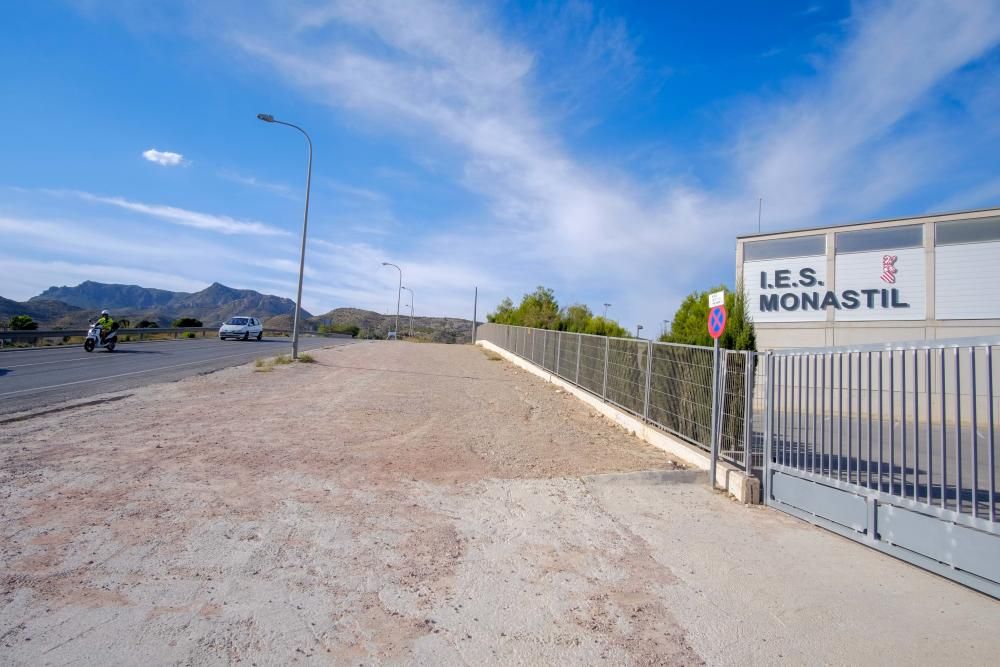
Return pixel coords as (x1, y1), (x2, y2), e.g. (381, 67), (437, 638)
(762, 342), (1000, 599)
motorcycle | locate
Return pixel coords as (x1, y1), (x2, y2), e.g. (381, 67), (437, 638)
(84, 321), (120, 352)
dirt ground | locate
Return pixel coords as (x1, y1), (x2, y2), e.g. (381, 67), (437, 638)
(0, 341), (696, 665)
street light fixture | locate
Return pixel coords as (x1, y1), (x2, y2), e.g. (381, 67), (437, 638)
(381, 262), (402, 338)
(636, 324), (644, 338)
(256, 112), (312, 360)
(400, 286), (414, 337)
(603, 303), (612, 319)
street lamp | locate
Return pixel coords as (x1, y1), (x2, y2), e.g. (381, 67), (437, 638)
(256, 112), (312, 360)
(636, 324), (644, 338)
(400, 286), (414, 337)
(381, 262), (402, 338)
(603, 303), (612, 319)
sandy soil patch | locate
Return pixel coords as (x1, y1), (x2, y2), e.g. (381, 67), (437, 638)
(1, 341), (694, 664)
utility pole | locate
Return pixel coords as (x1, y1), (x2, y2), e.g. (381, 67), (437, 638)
(472, 286), (478, 343)
(603, 303), (612, 319)
(757, 197), (763, 234)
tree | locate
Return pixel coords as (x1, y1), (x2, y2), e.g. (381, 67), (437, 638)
(487, 297), (516, 324)
(10, 315), (39, 331)
(661, 282), (756, 351)
(560, 304), (593, 333)
(137, 320), (160, 328)
(518, 286), (560, 329)
(172, 317), (203, 328)
(584, 316), (628, 337)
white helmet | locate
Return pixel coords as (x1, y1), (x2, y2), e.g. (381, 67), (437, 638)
(101, 309), (110, 316)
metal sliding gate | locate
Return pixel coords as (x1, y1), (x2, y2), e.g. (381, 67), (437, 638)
(763, 338), (1000, 597)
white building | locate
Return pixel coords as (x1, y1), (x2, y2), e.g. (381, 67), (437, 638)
(735, 207), (1000, 350)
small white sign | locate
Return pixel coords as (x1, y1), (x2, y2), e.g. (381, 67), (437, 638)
(708, 290), (725, 308)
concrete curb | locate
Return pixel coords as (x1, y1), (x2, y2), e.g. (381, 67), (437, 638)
(478, 339), (761, 504)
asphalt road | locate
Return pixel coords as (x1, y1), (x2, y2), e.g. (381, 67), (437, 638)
(0, 335), (356, 417)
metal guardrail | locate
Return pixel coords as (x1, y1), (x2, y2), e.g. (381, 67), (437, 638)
(0, 327), (351, 345)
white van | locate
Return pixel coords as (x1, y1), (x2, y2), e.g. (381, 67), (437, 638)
(218, 316), (264, 341)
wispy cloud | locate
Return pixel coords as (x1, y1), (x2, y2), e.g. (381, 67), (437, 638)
(66, 190), (290, 236)
(142, 148), (186, 166)
(218, 169), (298, 200)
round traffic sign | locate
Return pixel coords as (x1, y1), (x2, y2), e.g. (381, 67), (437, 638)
(708, 305), (727, 340)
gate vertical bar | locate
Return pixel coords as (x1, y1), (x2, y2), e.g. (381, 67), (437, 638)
(970, 347), (978, 518)
(901, 350), (908, 498)
(878, 351), (884, 493)
(838, 353), (844, 481)
(987, 346), (996, 523)
(889, 352), (896, 495)
(847, 352), (854, 484)
(811, 355), (818, 474)
(867, 352), (873, 489)
(643, 339), (652, 421)
(763, 352), (774, 503)
(955, 347), (962, 514)
(798, 355), (804, 470)
(940, 349), (947, 509)
(925, 348), (932, 505)
(913, 349), (920, 502)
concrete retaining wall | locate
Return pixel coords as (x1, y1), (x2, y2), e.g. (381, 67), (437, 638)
(478, 339), (761, 504)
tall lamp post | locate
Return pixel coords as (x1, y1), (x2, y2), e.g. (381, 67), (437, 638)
(603, 303), (612, 319)
(636, 324), (644, 338)
(381, 262), (402, 338)
(256, 113), (312, 360)
(400, 286), (414, 337)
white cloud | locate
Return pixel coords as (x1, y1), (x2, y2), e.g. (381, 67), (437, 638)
(142, 148), (186, 167)
(69, 190), (290, 236)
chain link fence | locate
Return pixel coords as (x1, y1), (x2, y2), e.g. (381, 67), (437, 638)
(477, 323), (757, 471)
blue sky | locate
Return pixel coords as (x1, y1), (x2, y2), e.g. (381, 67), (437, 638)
(2, 1), (999, 329)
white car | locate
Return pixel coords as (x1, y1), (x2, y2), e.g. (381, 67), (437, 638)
(219, 316), (263, 341)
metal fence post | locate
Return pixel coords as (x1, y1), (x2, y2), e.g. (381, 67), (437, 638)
(602, 336), (609, 399)
(575, 333), (581, 385)
(644, 339), (652, 421)
(555, 331), (561, 376)
(742, 350), (755, 473)
(763, 352), (774, 503)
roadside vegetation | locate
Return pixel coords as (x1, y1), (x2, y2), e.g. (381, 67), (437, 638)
(487, 286), (629, 337)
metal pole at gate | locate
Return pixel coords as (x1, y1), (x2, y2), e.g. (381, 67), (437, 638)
(709, 337), (721, 489)
(706, 291), (727, 490)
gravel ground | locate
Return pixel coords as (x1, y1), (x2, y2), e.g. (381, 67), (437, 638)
(0, 341), (692, 665)
(4, 341), (997, 666)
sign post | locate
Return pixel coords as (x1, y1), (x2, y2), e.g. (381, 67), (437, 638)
(707, 292), (727, 490)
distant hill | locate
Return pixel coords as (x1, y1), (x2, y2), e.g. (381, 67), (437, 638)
(309, 307), (474, 343)
(0, 296), (85, 326)
(33, 280), (176, 310)
(7, 281), (310, 328)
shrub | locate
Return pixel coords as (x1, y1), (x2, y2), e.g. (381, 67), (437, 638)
(297, 353), (316, 363)
(10, 315), (38, 330)
(274, 354), (292, 365)
(138, 320), (160, 328)
(317, 323), (360, 337)
(183, 332), (197, 339)
(172, 317), (203, 328)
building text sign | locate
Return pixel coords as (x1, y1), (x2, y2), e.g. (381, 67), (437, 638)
(744, 249), (926, 323)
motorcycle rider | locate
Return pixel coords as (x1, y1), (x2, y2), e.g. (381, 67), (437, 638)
(96, 309), (115, 342)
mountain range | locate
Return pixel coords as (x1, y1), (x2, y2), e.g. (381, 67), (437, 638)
(3, 281), (309, 329)
(2, 281), (473, 342)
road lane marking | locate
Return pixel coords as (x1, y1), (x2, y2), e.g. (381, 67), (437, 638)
(0, 341), (351, 398)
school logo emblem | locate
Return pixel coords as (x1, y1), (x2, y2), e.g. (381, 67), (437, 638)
(880, 255), (898, 284)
